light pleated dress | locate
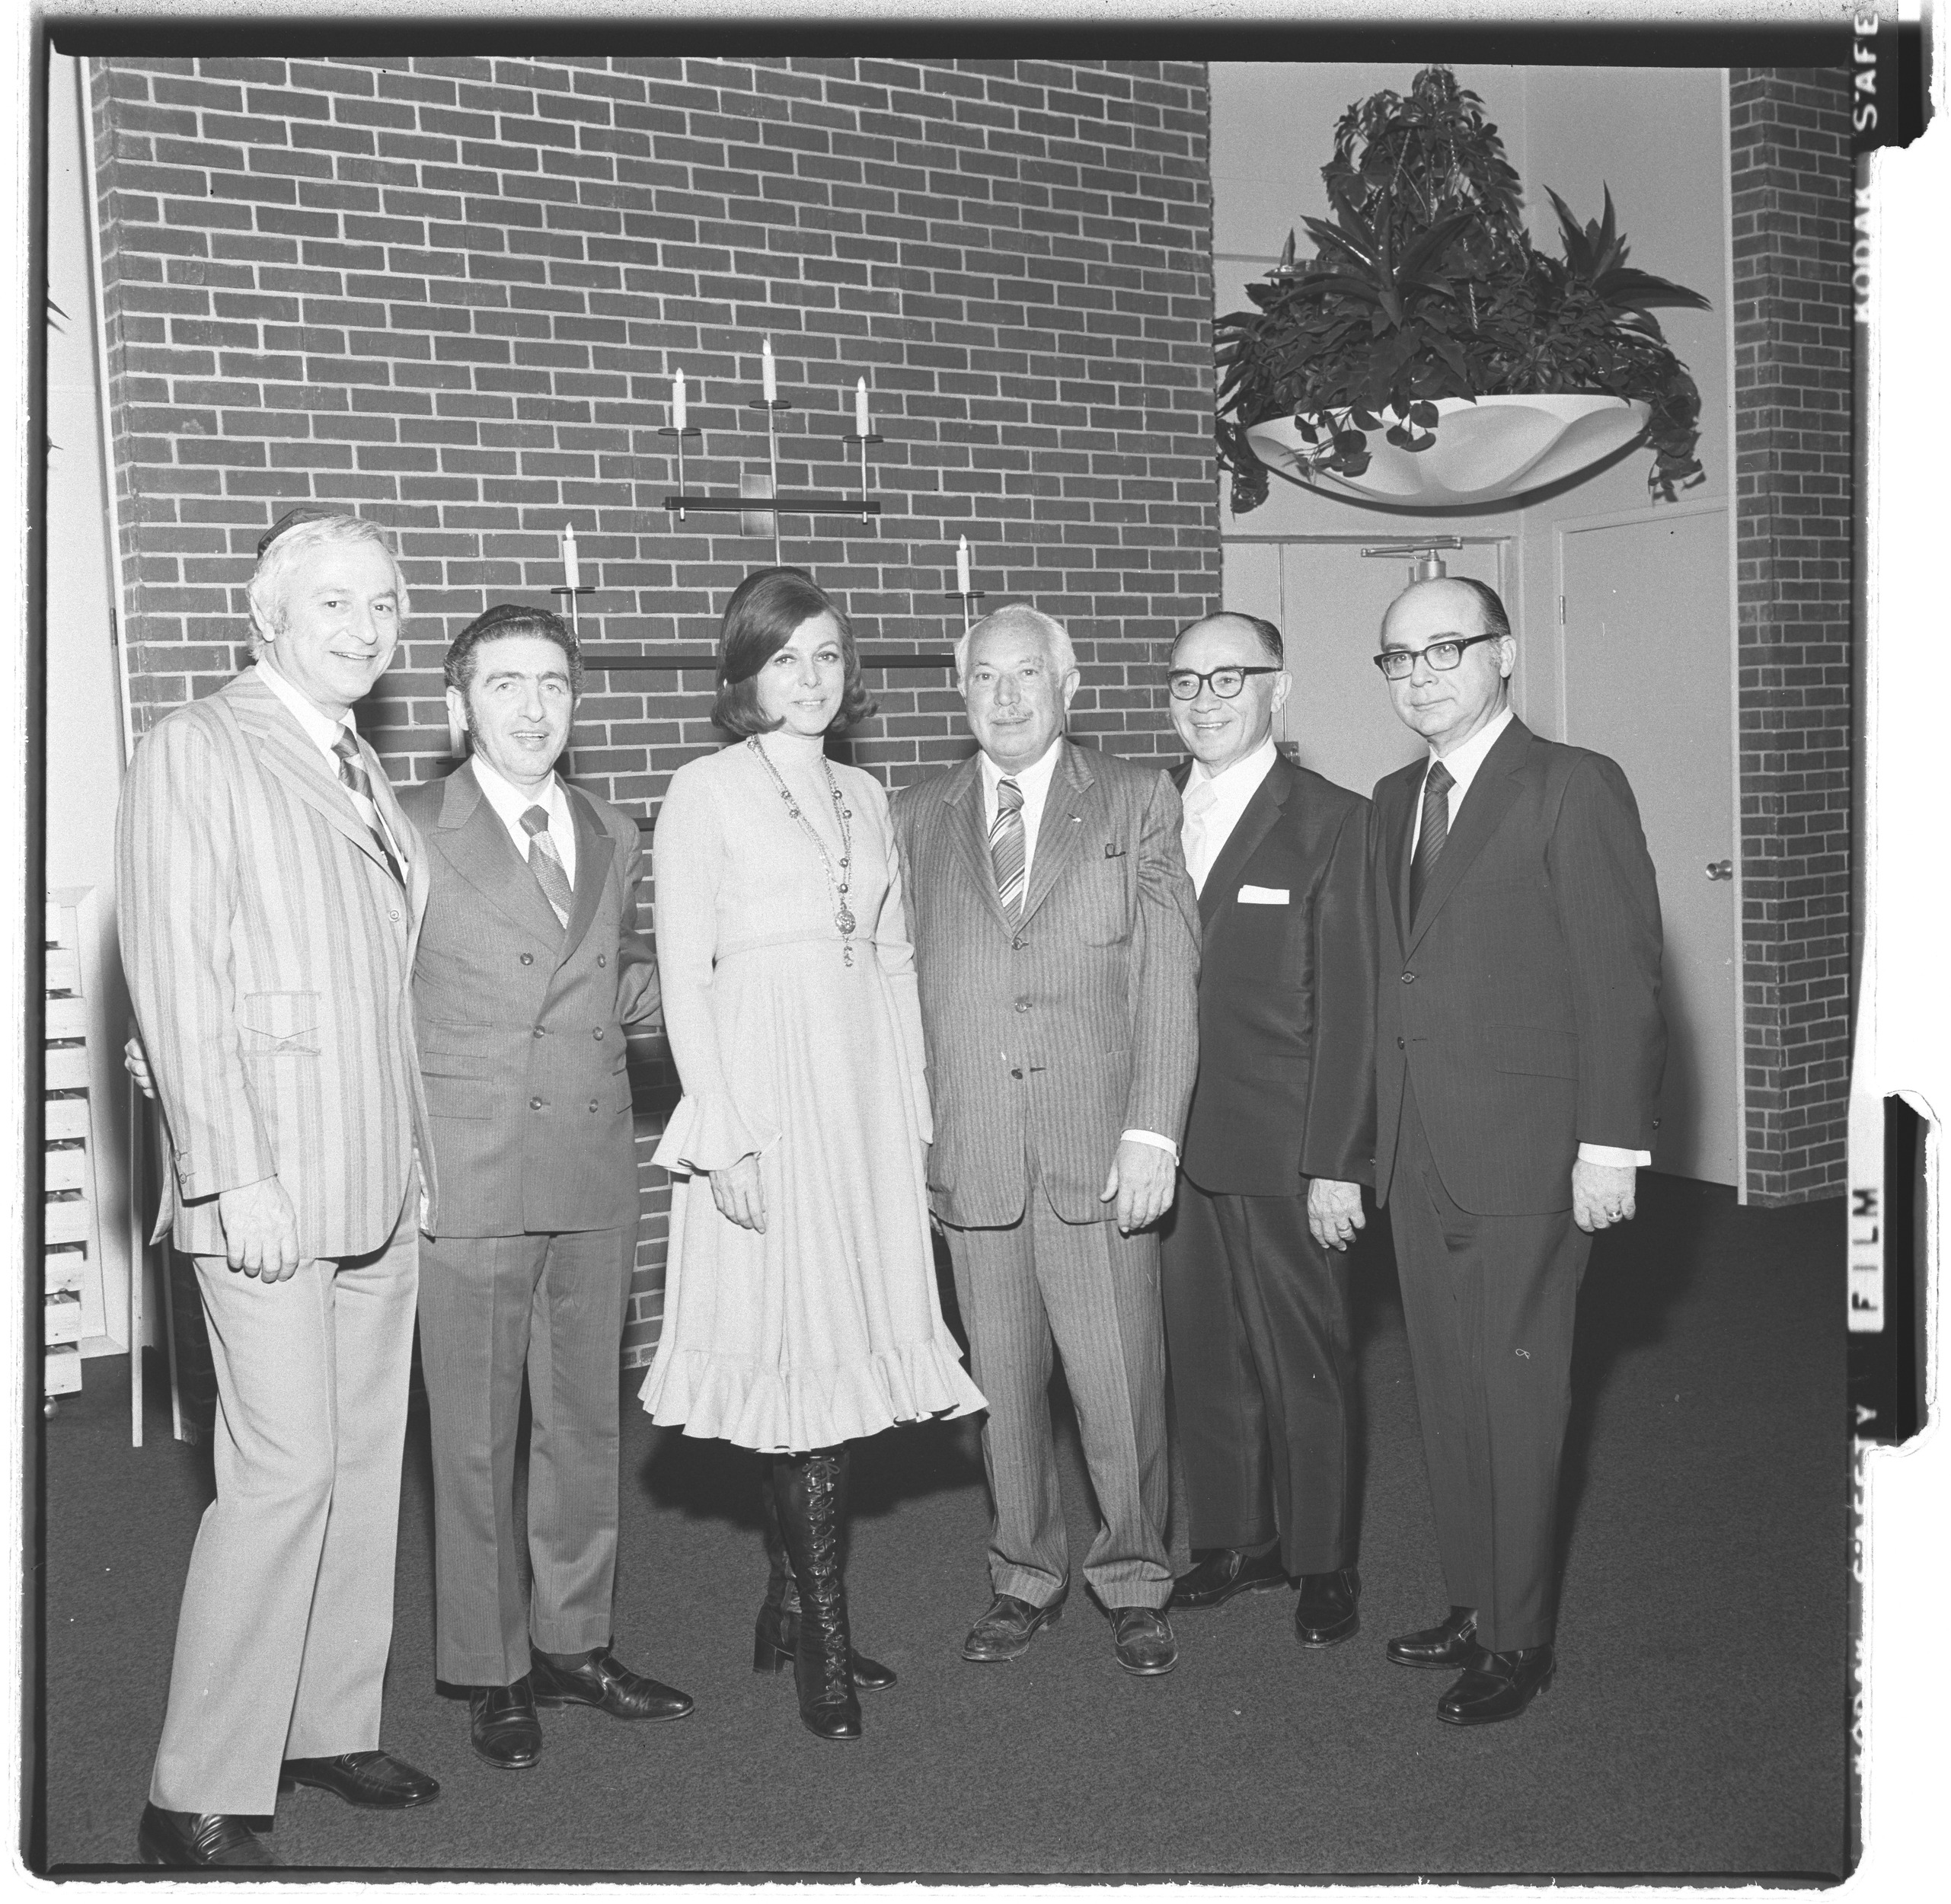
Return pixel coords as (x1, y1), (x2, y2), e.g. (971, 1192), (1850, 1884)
(638, 733), (985, 1453)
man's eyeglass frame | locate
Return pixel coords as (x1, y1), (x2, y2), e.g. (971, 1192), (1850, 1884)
(1166, 666), (1281, 701)
(1371, 631), (1506, 681)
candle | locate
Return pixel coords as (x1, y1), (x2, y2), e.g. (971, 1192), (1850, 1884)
(762, 337), (777, 401)
(956, 536), (972, 596)
(561, 522), (580, 592)
(672, 369), (686, 431)
(855, 377), (870, 438)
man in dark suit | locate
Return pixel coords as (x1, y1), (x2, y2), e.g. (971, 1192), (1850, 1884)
(892, 604), (1201, 1678)
(1369, 576), (1663, 1726)
(400, 605), (692, 1768)
(1157, 613), (1377, 1650)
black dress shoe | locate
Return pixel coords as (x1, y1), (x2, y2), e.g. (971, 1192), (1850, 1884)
(962, 1590), (1065, 1663)
(753, 1601), (898, 1691)
(1436, 1644), (1556, 1726)
(1171, 1545), (1287, 1610)
(137, 1804), (279, 1867)
(530, 1646), (695, 1721)
(279, 1749), (440, 1810)
(1292, 1567), (1360, 1647)
(1386, 1605), (1478, 1669)
(470, 1676), (543, 1769)
(1111, 1605), (1179, 1676)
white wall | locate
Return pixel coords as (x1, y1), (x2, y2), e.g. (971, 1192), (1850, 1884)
(1210, 62), (1732, 790)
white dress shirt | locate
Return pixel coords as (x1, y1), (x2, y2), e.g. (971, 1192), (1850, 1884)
(979, 739), (1175, 1164)
(468, 750), (579, 889)
(254, 656), (407, 867)
(1181, 735), (1278, 896)
(1410, 704), (1646, 1170)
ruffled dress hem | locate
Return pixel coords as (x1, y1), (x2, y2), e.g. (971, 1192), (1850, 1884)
(637, 1333), (985, 1454)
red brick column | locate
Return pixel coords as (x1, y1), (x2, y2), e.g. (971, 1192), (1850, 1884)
(1729, 67), (1854, 1206)
(88, 55), (1218, 1356)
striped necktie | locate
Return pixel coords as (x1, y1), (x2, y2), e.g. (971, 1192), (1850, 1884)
(330, 730), (404, 887)
(990, 776), (1027, 920)
(521, 805), (573, 925)
(1410, 759), (1454, 917)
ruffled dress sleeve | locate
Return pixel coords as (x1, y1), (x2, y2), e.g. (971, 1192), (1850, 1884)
(650, 757), (781, 1174)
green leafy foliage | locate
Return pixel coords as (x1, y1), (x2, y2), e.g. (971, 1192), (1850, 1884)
(1215, 67), (1710, 513)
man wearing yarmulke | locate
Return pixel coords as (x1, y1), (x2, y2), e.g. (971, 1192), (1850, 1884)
(399, 604), (691, 1773)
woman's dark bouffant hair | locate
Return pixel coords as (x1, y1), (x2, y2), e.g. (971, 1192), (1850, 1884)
(710, 567), (877, 738)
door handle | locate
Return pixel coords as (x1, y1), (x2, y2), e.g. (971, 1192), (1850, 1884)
(1705, 859), (1733, 881)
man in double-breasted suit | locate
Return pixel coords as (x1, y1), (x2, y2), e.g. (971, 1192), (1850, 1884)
(892, 604), (1200, 1678)
(1156, 614), (1378, 1650)
(1369, 576), (1663, 1726)
(400, 605), (691, 1771)
(118, 513), (442, 1867)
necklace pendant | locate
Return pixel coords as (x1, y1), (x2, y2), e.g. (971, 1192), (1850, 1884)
(835, 905), (857, 936)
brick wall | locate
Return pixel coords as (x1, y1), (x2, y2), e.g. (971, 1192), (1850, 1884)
(1729, 68), (1854, 1206)
(89, 54), (1218, 1358)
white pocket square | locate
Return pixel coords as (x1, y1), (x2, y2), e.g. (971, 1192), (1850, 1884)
(1237, 884), (1288, 905)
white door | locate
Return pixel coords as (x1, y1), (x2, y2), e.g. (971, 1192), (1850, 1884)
(1560, 508), (1739, 1186)
(1221, 538), (1506, 801)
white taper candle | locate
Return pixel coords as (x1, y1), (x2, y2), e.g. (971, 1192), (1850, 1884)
(561, 522), (580, 591)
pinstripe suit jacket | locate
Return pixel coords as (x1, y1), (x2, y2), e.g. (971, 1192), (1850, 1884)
(892, 741), (1200, 1227)
(116, 668), (438, 1258)
(1371, 715), (1665, 1216)
(398, 759), (659, 1238)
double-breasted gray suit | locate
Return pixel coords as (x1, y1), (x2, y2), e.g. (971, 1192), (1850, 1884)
(117, 666), (436, 1816)
(399, 758), (660, 1687)
(893, 741), (1199, 1610)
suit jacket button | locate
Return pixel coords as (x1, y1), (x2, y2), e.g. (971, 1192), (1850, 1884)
(521, 953), (535, 966)
(529, 1097), (543, 1110)
(1400, 971), (1415, 983)
(389, 909), (401, 922)
(1011, 1068), (1023, 1079)
(1011, 938), (1025, 951)
(597, 954), (607, 967)
(593, 1028), (604, 1040)
(589, 1099), (600, 1113)
(1014, 998), (1031, 1012)
(1397, 1036), (1406, 1049)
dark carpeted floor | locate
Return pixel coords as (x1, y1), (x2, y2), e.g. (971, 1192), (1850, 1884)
(33, 1174), (1850, 1880)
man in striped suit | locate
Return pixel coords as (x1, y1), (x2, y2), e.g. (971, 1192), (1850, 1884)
(892, 605), (1201, 1678)
(118, 513), (442, 1866)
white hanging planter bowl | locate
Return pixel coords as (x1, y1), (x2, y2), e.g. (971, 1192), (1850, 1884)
(1245, 393), (1652, 510)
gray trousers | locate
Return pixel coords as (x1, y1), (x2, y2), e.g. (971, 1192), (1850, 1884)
(942, 1175), (1172, 1612)
(417, 1225), (633, 1687)
(149, 1178), (419, 1816)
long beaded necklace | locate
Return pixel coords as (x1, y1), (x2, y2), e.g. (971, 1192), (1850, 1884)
(747, 736), (857, 965)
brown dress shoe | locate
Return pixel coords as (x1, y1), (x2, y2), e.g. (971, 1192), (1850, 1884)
(962, 1591), (1065, 1663)
(137, 1804), (279, 1867)
(1386, 1605), (1478, 1669)
(1112, 1606), (1180, 1677)
(1436, 1644), (1556, 1725)
(279, 1749), (440, 1809)
(530, 1646), (694, 1720)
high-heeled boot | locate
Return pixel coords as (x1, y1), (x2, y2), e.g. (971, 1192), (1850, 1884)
(768, 1449), (864, 1741)
(753, 1465), (897, 1692)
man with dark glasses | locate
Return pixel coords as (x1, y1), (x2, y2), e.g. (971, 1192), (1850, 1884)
(1368, 576), (1664, 1726)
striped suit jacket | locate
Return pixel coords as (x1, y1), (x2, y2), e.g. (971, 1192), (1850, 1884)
(892, 740), (1200, 1227)
(1371, 715), (1665, 1215)
(116, 667), (437, 1259)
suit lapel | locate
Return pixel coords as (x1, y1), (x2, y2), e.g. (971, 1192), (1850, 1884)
(1017, 742), (1092, 927)
(1377, 761), (1418, 950)
(560, 784), (613, 966)
(1197, 757), (1289, 936)
(941, 753), (1014, 933)
(231, 673), (407, 888)
(1404, 717), (1531, 956)
(429, 759), (566, 949)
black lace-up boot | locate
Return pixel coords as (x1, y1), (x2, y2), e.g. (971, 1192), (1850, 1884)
(770, 1449), (864, 1740)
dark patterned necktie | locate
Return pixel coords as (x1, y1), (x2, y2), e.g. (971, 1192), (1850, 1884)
(331, 730), (404, 886)
(1410, 759), (1454, 917)
(990, 776), (1027, 919)
(521, 805), (573, 925)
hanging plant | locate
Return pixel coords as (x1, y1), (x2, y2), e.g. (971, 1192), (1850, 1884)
(1215, 67), (1710, 513)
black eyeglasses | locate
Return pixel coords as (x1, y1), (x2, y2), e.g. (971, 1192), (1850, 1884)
(1371, 632), (1504, 681)
(1166, 666), (1280, 701)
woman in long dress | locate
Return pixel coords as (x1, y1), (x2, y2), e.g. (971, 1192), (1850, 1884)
(638, 567), (984, 1740)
